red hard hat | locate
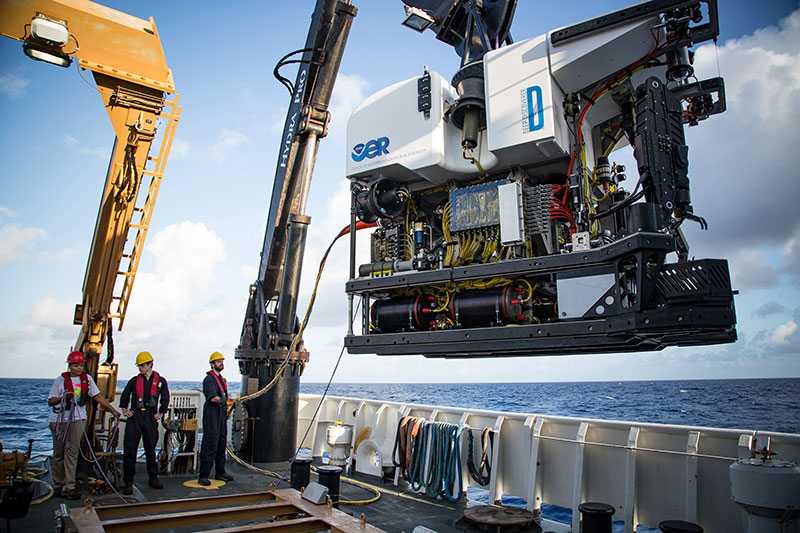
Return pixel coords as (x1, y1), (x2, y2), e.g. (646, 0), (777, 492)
(67, 351), (86, 363)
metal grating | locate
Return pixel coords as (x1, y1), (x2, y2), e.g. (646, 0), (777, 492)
(655, 259), (732, 303)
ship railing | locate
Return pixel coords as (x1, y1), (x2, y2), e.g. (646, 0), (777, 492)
(297, 393), (800, 533)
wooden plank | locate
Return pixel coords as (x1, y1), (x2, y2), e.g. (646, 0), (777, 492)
(274, 489), (384, 532)
(69, 505), (105, 533)
(102, 502), (296, 532)
(200, 516), (331, 533)
(96, 491), (276, 519)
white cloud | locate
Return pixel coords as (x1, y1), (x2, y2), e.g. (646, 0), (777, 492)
(771, 319), (798, 345)
(110, 221), (240, 379)
(0, 223), (48, 267)
(62, 134), (107, 158)
(0, 206), (19, 220)
(683, 9), (800, 257)
(171, 138), (191, 159)
(36, 248), (77, 263)
(728, 249), (779, 290)
(211, 129), (250, 163)
(783, 225), (800, 277)
(328, 74), (370, 141)
(0, 72), (29, 99)
(0, 295), (80, 377)
(28, 297), (76, 330)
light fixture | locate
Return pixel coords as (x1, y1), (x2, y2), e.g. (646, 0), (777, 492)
(23, 43), (71, 68)
(23, 15), (71, 68)
(402, 6), (435, 32)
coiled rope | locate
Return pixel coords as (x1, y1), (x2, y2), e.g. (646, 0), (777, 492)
(400, 417), (468, 502)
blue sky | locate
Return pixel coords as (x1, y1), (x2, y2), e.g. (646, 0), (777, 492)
(1, 0), (799, 384)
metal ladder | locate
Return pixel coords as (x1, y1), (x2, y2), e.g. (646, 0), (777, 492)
(109, 94), (181, 330)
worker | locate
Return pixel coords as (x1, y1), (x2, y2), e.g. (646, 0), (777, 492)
(198, 351), (234, 486)
(119, 351), (170, 494)
(47, 350), (121, 500)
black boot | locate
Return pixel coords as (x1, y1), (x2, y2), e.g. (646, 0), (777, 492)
(148, 475), (163, 489)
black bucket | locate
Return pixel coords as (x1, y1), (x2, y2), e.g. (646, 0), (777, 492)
(316, 465), (342, 507)
(659, 520), (703, 532)
(0, 479), (34, 520)
(290, 457), (312, 492)
(579, 501), (615, 533)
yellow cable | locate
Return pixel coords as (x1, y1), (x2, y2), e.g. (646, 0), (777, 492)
(462, 147), (485, 174)
(30, 479), (54, 505)
(227, 447), (380, 505)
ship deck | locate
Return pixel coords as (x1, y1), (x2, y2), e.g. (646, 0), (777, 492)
(17, 457), (564, 532)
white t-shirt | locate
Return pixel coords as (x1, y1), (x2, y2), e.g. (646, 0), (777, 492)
(48, 373), (101, 423)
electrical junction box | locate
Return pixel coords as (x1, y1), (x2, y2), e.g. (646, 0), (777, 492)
(301, 482), (329, 505)
(498, 181), (524, 245)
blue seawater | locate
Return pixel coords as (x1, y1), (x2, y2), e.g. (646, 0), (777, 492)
(1, 377), (797, 456)
(300, 378), (800, 434)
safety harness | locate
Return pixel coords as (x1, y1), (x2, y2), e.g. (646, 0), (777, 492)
(207, 371), (227, 400)
(61, 372), (88, 409)
(134, 371), (161, 410)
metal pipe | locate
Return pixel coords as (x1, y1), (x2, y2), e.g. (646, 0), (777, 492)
(276, 214), (311, 344)
(348, 193), (357, 336)
(296, 132), (319, 215)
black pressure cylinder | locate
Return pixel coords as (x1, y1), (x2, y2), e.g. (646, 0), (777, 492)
(625, 202), (658, 233)
(291, 457), (312, 492)
(316, 465), (342, 507)
(450, 285), (524, 328)
(579, 502), (615, 533)
(658, 520), (703, 533)
(371, 295), (435, 333)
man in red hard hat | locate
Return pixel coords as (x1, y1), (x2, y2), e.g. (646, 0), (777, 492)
(47, 350), (121, 500)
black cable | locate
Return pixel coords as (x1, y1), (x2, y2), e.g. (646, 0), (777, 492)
(275, 325), (349, 487)
(104, 318), (114, 366)
(273, 48), (318, 96)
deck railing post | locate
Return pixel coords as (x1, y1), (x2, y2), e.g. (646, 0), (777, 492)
(571, 422), (589, 533)
(624, 426), (640, 533)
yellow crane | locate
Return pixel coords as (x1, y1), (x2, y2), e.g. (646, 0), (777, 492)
(0, 0), (181, 416)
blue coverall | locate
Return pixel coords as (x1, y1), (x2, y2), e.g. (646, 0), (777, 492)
(199, 371), (228, 478)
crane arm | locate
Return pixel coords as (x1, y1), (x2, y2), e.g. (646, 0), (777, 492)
(0, 0), (181, 381)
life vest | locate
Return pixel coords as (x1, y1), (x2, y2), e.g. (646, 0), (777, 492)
(207, 371), (227, 401)
(61, 372), (88, 409)
(134, 371), (161, 410)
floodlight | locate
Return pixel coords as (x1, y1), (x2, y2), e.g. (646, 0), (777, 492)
(23, 44), (71, 68)
(402, 6), (434, 32)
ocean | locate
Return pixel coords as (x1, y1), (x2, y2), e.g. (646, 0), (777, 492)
(2, 377), (798, 457)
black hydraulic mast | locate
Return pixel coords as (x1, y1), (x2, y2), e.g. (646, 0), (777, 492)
(234, 0), (357, 463)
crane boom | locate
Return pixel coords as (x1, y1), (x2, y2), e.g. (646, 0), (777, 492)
(0, 0), (180, 425)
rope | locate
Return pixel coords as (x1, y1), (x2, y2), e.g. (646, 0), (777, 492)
(403, 419), (467, 502)
(466, 428), (493, 486)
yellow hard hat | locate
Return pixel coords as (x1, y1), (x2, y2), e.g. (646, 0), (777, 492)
(209, 351), (224, 363)
(135, 351), (154, 366)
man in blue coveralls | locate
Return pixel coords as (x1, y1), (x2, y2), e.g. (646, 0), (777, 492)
(198, 351), (234, 486)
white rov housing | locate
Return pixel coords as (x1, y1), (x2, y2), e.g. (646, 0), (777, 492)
(345, 16), (662, 188)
